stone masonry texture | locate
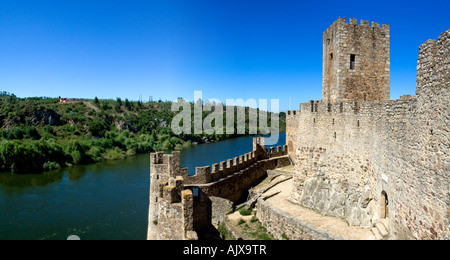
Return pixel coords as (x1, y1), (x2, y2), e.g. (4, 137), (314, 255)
(322, 17), (390, 103)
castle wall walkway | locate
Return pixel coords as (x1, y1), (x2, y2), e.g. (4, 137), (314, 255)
(257, 178), (375, 240)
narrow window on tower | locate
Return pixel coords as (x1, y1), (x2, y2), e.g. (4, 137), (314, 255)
(330, 53), (333, 60)
(350, 54), (356, 70)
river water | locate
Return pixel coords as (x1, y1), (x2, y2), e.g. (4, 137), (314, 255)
(0, 133), (285, 240)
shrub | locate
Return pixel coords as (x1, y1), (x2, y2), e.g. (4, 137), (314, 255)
(104, 147), (125, 160)
(239, 207), (252, 216)
(126, 149), (136, 157)
(218, 222), (235, 240)
(87, 146), (103, 162)
(88, 118), (107, 137)
(43, 161), (61, 171)
(65, 140), (91, 164)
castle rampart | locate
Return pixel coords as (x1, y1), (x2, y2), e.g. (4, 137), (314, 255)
(288, 28), (449, 239)
(148, 137), (291, 239)
(148, 152), (197, 240)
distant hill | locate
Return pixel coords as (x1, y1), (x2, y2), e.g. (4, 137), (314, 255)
(0, 95), (286, 174)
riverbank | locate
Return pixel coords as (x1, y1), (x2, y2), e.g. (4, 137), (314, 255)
(0, 95), (286, 174)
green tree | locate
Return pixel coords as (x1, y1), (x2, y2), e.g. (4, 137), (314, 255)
(124, 99), (132, 110)
(65, 140), (91, 164)
(88, 118), (107, 137)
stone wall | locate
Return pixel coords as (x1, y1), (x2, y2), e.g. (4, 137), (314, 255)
(290, 30), (449, 240)
(287, 110), (299, 164)
(147, 155), (198, 240)
(257, 197), (344, 240)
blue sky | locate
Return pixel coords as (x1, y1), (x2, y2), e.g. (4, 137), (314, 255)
(0, 0), (448, 111)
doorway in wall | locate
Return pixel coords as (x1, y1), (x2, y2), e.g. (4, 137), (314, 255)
(380, 191), (389, 218)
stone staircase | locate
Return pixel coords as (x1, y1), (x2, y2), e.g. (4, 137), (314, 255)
(371, 219), (390, 240)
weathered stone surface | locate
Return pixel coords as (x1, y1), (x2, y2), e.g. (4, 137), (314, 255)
(210, 196), (233, 226)
(257, 197), (345, 240)
(299, 174), (372, 228)
(322, 17), (390, 103)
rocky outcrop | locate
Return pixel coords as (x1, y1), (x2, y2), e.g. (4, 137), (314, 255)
(32, 109), (61, 126)
(297, 171), (377, 228)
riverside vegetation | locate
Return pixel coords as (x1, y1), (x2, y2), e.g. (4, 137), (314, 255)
(0, 92), (286, 174)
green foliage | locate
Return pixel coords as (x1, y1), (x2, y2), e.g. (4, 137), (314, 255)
(218, 222), (236, 240)
(43, 161), (61, 171)
(0, 95), (286, 174)
(104, 147), (126, 160)
(239, 207), (253, 216)
(65, 140), (91, 164)
(281, 233), (290, 240)
(86, 146), (103, 162)
(88, 118), (107, 137)
(0, 140), (66, 173)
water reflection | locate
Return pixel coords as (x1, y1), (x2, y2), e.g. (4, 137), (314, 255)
(0, 154), (151, 188)
(0, 170), (63, 188)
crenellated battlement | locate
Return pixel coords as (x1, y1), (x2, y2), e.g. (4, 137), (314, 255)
(287, 110), (298, 116)
(332, 17), (390, 30)
(323, 17), (390, 103)
(150, 151), (189, 181)
(157, 176), (184, 203)
(148, 152), (197, 240)
(182, 138), (288, 185)
(297, 95), (421, 119)
(416, 29), (450, 94)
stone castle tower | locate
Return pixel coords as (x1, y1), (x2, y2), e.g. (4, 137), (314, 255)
(322, 17), (390, 103)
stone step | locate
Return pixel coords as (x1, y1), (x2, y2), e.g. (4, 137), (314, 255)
(376, 222), (389, 238)
(371, 228), (383, 240)
(378, 218), (390, 232)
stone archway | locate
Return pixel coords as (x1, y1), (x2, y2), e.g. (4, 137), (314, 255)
(380, 191), (389, 219)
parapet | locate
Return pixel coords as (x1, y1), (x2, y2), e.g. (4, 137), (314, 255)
(416, 29), (450, 94)
(300, 100), (360, 114)
(159, 176), (184, 203)
(297, 95), (420, 119)
(150, 151), (188, 179)
(181, 137), (289, 185)
(253, 137), (265, 151)
(287, 110), (298, 116)
(329, 17), (390, 31)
